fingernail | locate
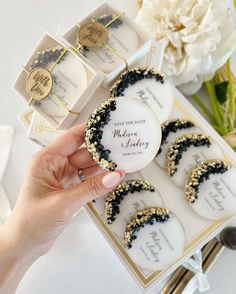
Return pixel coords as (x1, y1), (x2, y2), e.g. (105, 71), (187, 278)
(102, 171), (124, 189)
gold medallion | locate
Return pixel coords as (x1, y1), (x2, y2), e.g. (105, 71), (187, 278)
(78, 21), (108, 47)
(27, 67), (53, 101)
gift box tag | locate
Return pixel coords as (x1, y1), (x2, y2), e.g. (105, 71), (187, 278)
(187, 163), (236, 220)
(110, 68), (174, 123)
(125, 210), (186, 271)
(82, 19), (139, 74)
(30, 50), (88, 120)
(88, 97), (162, 173)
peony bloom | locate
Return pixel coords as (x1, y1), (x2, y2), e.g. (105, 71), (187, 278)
(136, 0), (236, 95)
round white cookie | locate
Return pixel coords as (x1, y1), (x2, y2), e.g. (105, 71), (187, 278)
(100, 97), (162, 173)
(84, 21), (139, 74)
(108, 188), (164, 239)
(190, 167), (236, 220)
(126, 212), (186, 271)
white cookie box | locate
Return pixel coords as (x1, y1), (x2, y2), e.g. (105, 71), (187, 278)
(14, 33), (103, 130)
(82, 89), (236, 292)
(63, 2), (152, 85)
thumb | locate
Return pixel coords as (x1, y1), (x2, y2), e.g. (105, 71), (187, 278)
(61, 170), (125, 212)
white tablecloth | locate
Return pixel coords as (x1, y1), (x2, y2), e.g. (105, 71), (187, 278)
(0, 0), (235, 293)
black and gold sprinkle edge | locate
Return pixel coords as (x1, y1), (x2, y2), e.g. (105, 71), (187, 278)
(124, 207), (170, 248)
(157, 119), (195, 156)
(185, 159), (232, 203)
(29, 46), (65, 70)
(166, 133), (212, 177)
(109, 67), (165, 98)
(85, 97), (117, 171)
(105, 180), (155, 224)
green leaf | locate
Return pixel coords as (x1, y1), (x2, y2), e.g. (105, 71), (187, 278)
(215, 81), (229, 104)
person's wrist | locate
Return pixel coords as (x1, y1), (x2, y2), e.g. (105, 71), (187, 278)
(0, 221), (39, 294)
(0, 218), (40, 266)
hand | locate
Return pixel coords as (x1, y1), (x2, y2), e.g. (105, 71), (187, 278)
(0, 122), (124, 266)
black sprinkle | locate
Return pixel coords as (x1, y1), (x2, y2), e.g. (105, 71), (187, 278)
(96, 14), (123, 28)
(86, 99), (117, 171)
(157, 119), (195, 155)
(190, 163), (229, 203)
(170, 135), (211, 176)
(128, 213), (169, 248)
(110, 68), (165, 98)
(29, 47), (65, 70)
(106, 180), (155, 223)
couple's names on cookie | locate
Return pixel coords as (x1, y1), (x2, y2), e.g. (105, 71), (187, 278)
(112, 119), (149, 151)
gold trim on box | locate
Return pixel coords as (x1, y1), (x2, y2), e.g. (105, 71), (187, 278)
(85, 96), (236, 288)
(35, 119), (63, 134)
(22, 109), (34, 125)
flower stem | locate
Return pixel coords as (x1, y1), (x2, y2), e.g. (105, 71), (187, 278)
(234, 0), (236, 9)
(214, 72), (223, 84)
(212, 125), (224, 136)
(204, 81), (224, 126)
(192, 95), (216, 125)
(226, 59), (235, 131)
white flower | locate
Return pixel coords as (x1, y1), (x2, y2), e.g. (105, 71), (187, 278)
(135, 0), (236, 95)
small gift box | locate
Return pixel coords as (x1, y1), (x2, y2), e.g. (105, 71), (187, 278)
(63, 3), (152, 84)
(14, 33), (103, 130)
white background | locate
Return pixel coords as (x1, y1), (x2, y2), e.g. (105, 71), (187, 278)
(0, 0), (236, 293)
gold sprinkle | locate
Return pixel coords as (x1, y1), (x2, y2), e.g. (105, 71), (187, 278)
(104, 180), (155, 224)
(166, 133), (211, 177)
(185, 159), (232, 203)
(124, 207), (169, 248)
(85, 97), (117, 171)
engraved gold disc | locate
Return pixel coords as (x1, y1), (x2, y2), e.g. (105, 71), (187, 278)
(27, 67), (53, 101)
(78, 21), (108, 47)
